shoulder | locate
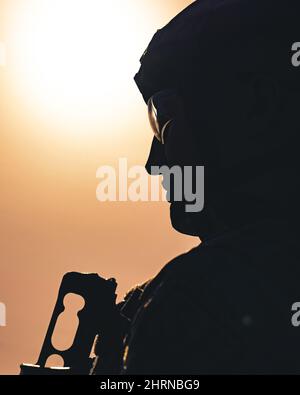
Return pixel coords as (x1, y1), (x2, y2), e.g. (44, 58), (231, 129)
(150, 241), (249, 297)
(123, 235), (300, 373)
(128, 242), (242, 341)
(122, 244), (244, 374)
(134, 240), (272, 343)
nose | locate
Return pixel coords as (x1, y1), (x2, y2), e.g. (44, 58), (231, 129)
(145, 137), (167, 175)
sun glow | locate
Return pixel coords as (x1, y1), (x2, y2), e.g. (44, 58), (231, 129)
(7, 0), (143, 132)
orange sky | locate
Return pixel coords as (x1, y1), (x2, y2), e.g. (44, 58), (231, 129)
(0, 0), (197, 374)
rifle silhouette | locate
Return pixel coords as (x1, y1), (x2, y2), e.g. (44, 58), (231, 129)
(20, 272), (125, 375)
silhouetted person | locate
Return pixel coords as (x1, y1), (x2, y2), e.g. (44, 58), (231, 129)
(93, 0), (300, 375)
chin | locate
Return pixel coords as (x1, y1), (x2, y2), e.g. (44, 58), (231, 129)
(170, 202), (201, 237)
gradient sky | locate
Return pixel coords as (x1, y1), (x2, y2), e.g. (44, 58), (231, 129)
(0, 0), (197, 374)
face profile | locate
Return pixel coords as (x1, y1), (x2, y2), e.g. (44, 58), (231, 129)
(136, 0), (300, 239)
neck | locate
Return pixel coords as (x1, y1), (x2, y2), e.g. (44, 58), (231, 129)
(214, 166), (300, 232)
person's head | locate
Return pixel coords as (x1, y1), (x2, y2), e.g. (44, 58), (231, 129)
(135, 0), (300, 238)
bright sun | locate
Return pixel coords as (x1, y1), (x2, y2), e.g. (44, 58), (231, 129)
(7, 0), (142, 132)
